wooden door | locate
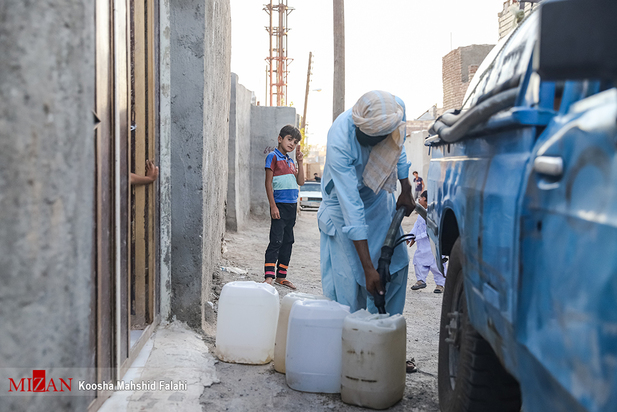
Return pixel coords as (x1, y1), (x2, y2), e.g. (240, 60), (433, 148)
(93, 0), (115, 402)
(129, 0), (158, 341)
(90, 1), (159, 406)
(90, 0), (131, 409)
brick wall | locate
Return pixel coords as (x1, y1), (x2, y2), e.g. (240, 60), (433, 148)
(498, 0), (538, 40)
(442, 44), (494, 110)
(442, 48), (462, 111)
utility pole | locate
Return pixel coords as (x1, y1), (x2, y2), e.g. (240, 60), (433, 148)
(333, 0), (345, 121)
(301, 52), (312, 138)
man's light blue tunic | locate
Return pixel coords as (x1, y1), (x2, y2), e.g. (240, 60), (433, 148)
(318, 98), (411, 315)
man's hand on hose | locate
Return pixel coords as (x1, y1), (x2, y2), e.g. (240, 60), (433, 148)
(364, 266), (384, 298)
(353, 239), (384, 298)
(397, 177), (416, 216)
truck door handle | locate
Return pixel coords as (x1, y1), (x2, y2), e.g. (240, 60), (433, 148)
(534, 156), (563, 177)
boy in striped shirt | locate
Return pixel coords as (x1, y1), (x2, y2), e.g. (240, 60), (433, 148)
(264, 125), (305, 289)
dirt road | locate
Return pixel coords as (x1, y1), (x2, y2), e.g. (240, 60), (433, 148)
(201, 211), (442, 411)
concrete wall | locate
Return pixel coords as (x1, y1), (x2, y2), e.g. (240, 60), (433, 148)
(227, 73), (253, 231)
(249, 106), (297, 218)
(159, 0), (172, 321)
(0, 1), (95, 411)
(170, 0), (231, 329)
(405, 130), (431, 184)
(201, 0), (231, 329)
(170, 0), (206, 327)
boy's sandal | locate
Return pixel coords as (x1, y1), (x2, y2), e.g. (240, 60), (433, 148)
(406, 358), (418, 373)
(275, 278), (297, 290)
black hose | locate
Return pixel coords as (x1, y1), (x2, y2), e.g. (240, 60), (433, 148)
(430, 88), (519, 143)
(393, 236), (415, 249)
(374, 207), (407, 314)
(373, 204), (431, 314)
(383, 208), (407, 249)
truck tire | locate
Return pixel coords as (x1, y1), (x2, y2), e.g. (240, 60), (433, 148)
(438, 238), (521, 412)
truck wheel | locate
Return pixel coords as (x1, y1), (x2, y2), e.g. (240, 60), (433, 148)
(438, 238), (521, 412)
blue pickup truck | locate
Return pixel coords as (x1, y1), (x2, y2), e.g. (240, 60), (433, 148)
(424, 1), (617, 411)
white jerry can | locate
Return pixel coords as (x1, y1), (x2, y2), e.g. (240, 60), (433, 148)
(273, 292), (330, 373)
(341, 309), (407, 409)
(215, 281), (279, 364)
(285, 300), (350, 393)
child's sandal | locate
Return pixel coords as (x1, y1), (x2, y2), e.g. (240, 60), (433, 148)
(275, 278), (296, 290)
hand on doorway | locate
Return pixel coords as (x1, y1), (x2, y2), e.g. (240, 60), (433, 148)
(130, 160), (159, 186)
(145, 160), (159, 181)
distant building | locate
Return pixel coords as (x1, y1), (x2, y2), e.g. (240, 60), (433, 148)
(407, 105), (441, 134)
(442, 44), (495, 111)
(404, 105), (444, 181)
(303, 144), (327, 180)
(498, 0), (541, 40)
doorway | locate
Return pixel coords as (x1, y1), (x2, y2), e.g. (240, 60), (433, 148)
(129, 0), (159, 349)
(90, 0), (159, 410)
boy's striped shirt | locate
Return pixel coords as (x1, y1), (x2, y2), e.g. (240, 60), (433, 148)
(265, 148), (298, 203)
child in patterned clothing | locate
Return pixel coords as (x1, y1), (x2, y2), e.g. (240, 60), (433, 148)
(263, 125), (304, 289)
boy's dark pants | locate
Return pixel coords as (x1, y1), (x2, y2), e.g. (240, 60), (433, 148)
(264, 203), (297, 279)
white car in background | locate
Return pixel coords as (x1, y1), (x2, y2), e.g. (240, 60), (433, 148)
(298, 181), (322, 210)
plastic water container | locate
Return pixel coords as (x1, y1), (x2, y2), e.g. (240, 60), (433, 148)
(274, 292), (330, 373)
(215, 281), (279, 364)
(285, 300), (350, 393)
(341, 309), (407, 409)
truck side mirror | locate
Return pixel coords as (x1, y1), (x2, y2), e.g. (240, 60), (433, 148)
(535, 0), (617, 81)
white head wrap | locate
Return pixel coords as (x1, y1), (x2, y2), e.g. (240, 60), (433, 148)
(351, 90), (407, 194)
(352, 90), (404, 136)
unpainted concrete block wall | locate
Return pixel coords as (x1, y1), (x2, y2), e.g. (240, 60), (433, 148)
(170, 0), (207, 327)
(0, 1), (95, 411)
(170, 0), (231, 329)
(201, 0), (231, 329)
(227, 73), (253, 232)
(159, 0), (173, 320)
(249, 106), (298, 218)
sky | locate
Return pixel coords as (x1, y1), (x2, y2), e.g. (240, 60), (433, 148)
(230, 0), (504, 146)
